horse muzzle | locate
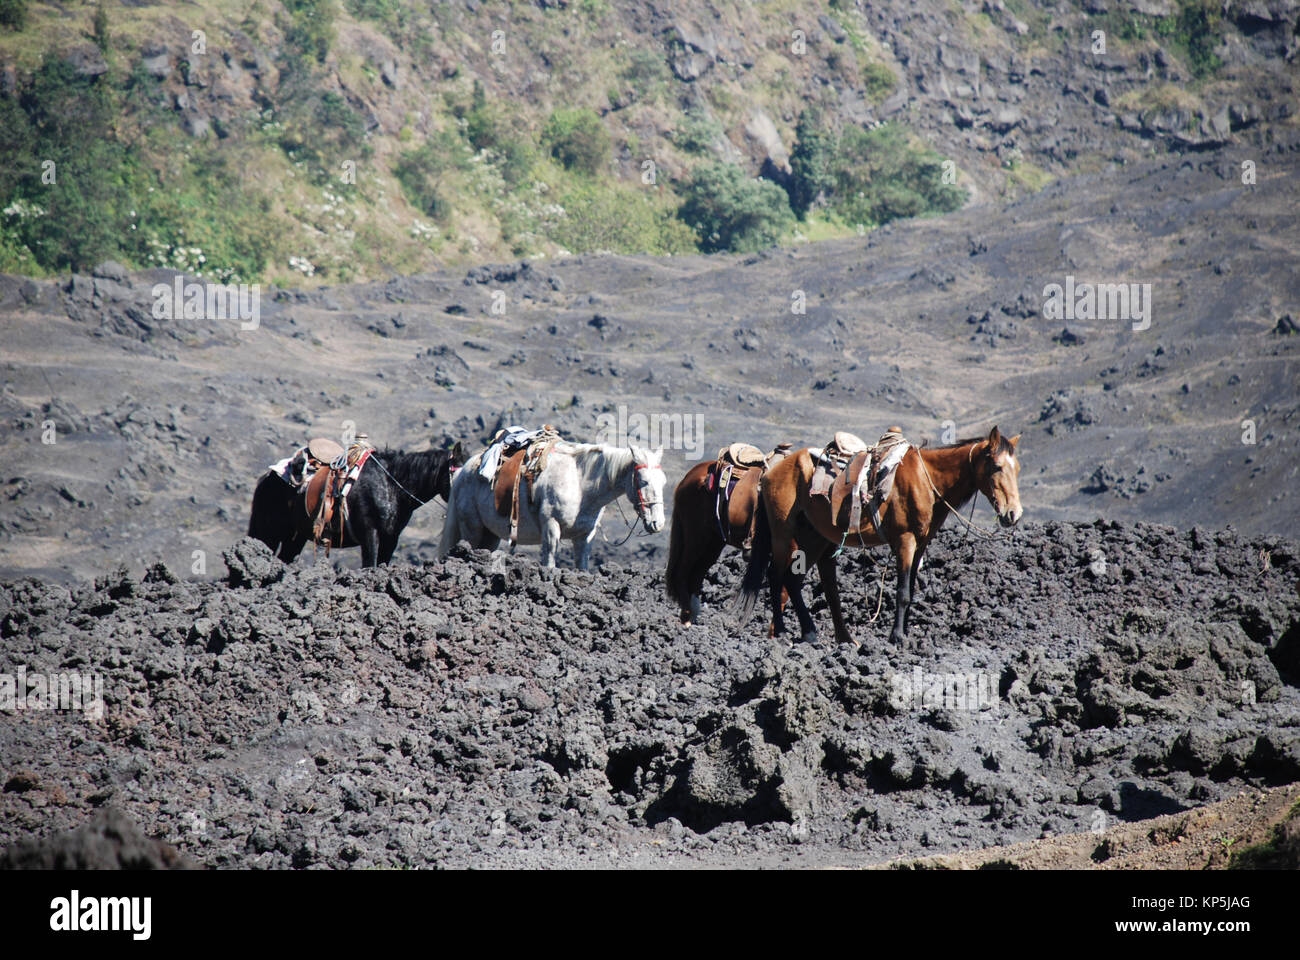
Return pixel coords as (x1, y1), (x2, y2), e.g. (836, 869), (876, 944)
(998, 507), (1023, 528)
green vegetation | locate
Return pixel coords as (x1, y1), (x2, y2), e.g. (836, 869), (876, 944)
(282, 0), (337, 64)
(457, 81), (536, 186)
(0, 58), (277, 280)
(542, 107), (612, 176)
(0, 1), (980, 280)
(788, 109), (834, 218)
(394, 130), (471, 224)
(618, 47), (671, 104)
(831, 123), (966, 228)
(0, 0), (27, 31)
(547, 179), (696, 256)
(1090, 0), (1224, 79)
(671, 108), (723, 156)
(678, 162), (795, 254)
(92, 5), (110, 54)
(1228, 801), (1300, 869)
(786, 114), (966, 227)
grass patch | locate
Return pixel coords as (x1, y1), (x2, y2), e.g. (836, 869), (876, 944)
(1089, 0), (1224, 79)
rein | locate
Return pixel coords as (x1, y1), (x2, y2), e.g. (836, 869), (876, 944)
(914, 449), (999, 540)
(371, 453), (456, 510)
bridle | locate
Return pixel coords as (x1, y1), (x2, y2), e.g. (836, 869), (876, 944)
(611, 461), (661, 544)
(916, 445), (1000, 540)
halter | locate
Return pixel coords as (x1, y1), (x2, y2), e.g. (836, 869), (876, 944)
(915, 446), (999, 539)
(629, 461), (662, 516)
(608, 461), (661, 544)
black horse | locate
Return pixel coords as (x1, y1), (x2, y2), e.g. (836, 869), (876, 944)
(248, 443), (466, 567)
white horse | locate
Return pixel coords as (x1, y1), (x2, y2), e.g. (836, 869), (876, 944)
(436, 442), (667, 569)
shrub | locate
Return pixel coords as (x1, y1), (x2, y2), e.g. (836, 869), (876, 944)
(830, 123), (965, 229)
(671, 108), (722, 156)
(861, 59), (897, 104)
(461, 83), (536, 186)
(542, 108), (611, 176)
(547, 180), (696, 255)
(394, 131), (472, 223)
(787, 109), (834, 219)
(283, 0), (336, 64)
(0, 0), (27, 31)
(92, 4), (110, 53)
(619, 47), (671, 104)
(677, 162), (795, 254)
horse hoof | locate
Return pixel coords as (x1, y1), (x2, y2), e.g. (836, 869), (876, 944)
(889, 630), (906, 646)
(801, 629), (818, 644)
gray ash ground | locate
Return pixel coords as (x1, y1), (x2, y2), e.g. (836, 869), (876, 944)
(2, 520), (1297, 868)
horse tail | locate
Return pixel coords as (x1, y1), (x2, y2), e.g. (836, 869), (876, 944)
(248, 472), (287, 552)
(731, 501), (771, 621)
(436, 466), (463, 560)
(664, 491), (689, 608)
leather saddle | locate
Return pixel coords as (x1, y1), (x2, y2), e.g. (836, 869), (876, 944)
(820, 427), (910, 535)
(717, 442), (766, 469)
(491, 426), (560, 544)
(810, 432), (867, 499)
(709, 441), (793, 549)
(304, 439), (374, 552)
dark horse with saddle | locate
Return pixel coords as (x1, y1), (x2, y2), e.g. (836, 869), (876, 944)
(248, 433), (466, 567)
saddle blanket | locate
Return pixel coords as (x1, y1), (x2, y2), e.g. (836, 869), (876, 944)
(478, 425), (548, 481)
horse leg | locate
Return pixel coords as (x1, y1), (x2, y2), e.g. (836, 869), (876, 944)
(574, 529), (595, 571)
(279, 532), (307, 564)
(784, 563), (817, 643)
(685, 539), (724, 624)
(378, 530), (400, 565)
(816, 551), (856, 647)
(540, 516), (562, 568)
(889, 533), (917, 646)
(359, 526), (380, 568)
(902, 543), (927, 633)
(766, 525), (798, 638)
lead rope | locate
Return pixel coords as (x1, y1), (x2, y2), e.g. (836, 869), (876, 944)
(914, 451), (999, 540)
(369, 456), (429, 506)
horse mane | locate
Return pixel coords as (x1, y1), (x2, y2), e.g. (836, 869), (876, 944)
(927, 436), (1014, 456)
(556, 442), (634, 486)
(372, 447), (449, 488)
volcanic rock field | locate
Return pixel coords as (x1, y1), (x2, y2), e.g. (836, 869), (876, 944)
(1, 142), (1299, 867)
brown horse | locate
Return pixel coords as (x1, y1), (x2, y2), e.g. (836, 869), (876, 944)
(665, 448), (799, 625)
(736, 426), (1024, 647)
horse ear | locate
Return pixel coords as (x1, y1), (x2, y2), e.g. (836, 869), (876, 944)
(1007, 434), (1020, 451)
(987, 425), (1002, 447)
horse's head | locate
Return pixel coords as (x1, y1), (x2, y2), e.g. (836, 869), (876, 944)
(438, 441), (468, 500)
(975, 426), (1023, 528)
(627, 446), (667, 534)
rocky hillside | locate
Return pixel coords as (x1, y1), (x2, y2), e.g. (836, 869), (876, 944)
(1, 0), (1297, 282)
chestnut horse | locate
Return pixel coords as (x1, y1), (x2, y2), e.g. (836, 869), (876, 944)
(665, 455), (796, 624)
(735, 427), (1023, 647)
